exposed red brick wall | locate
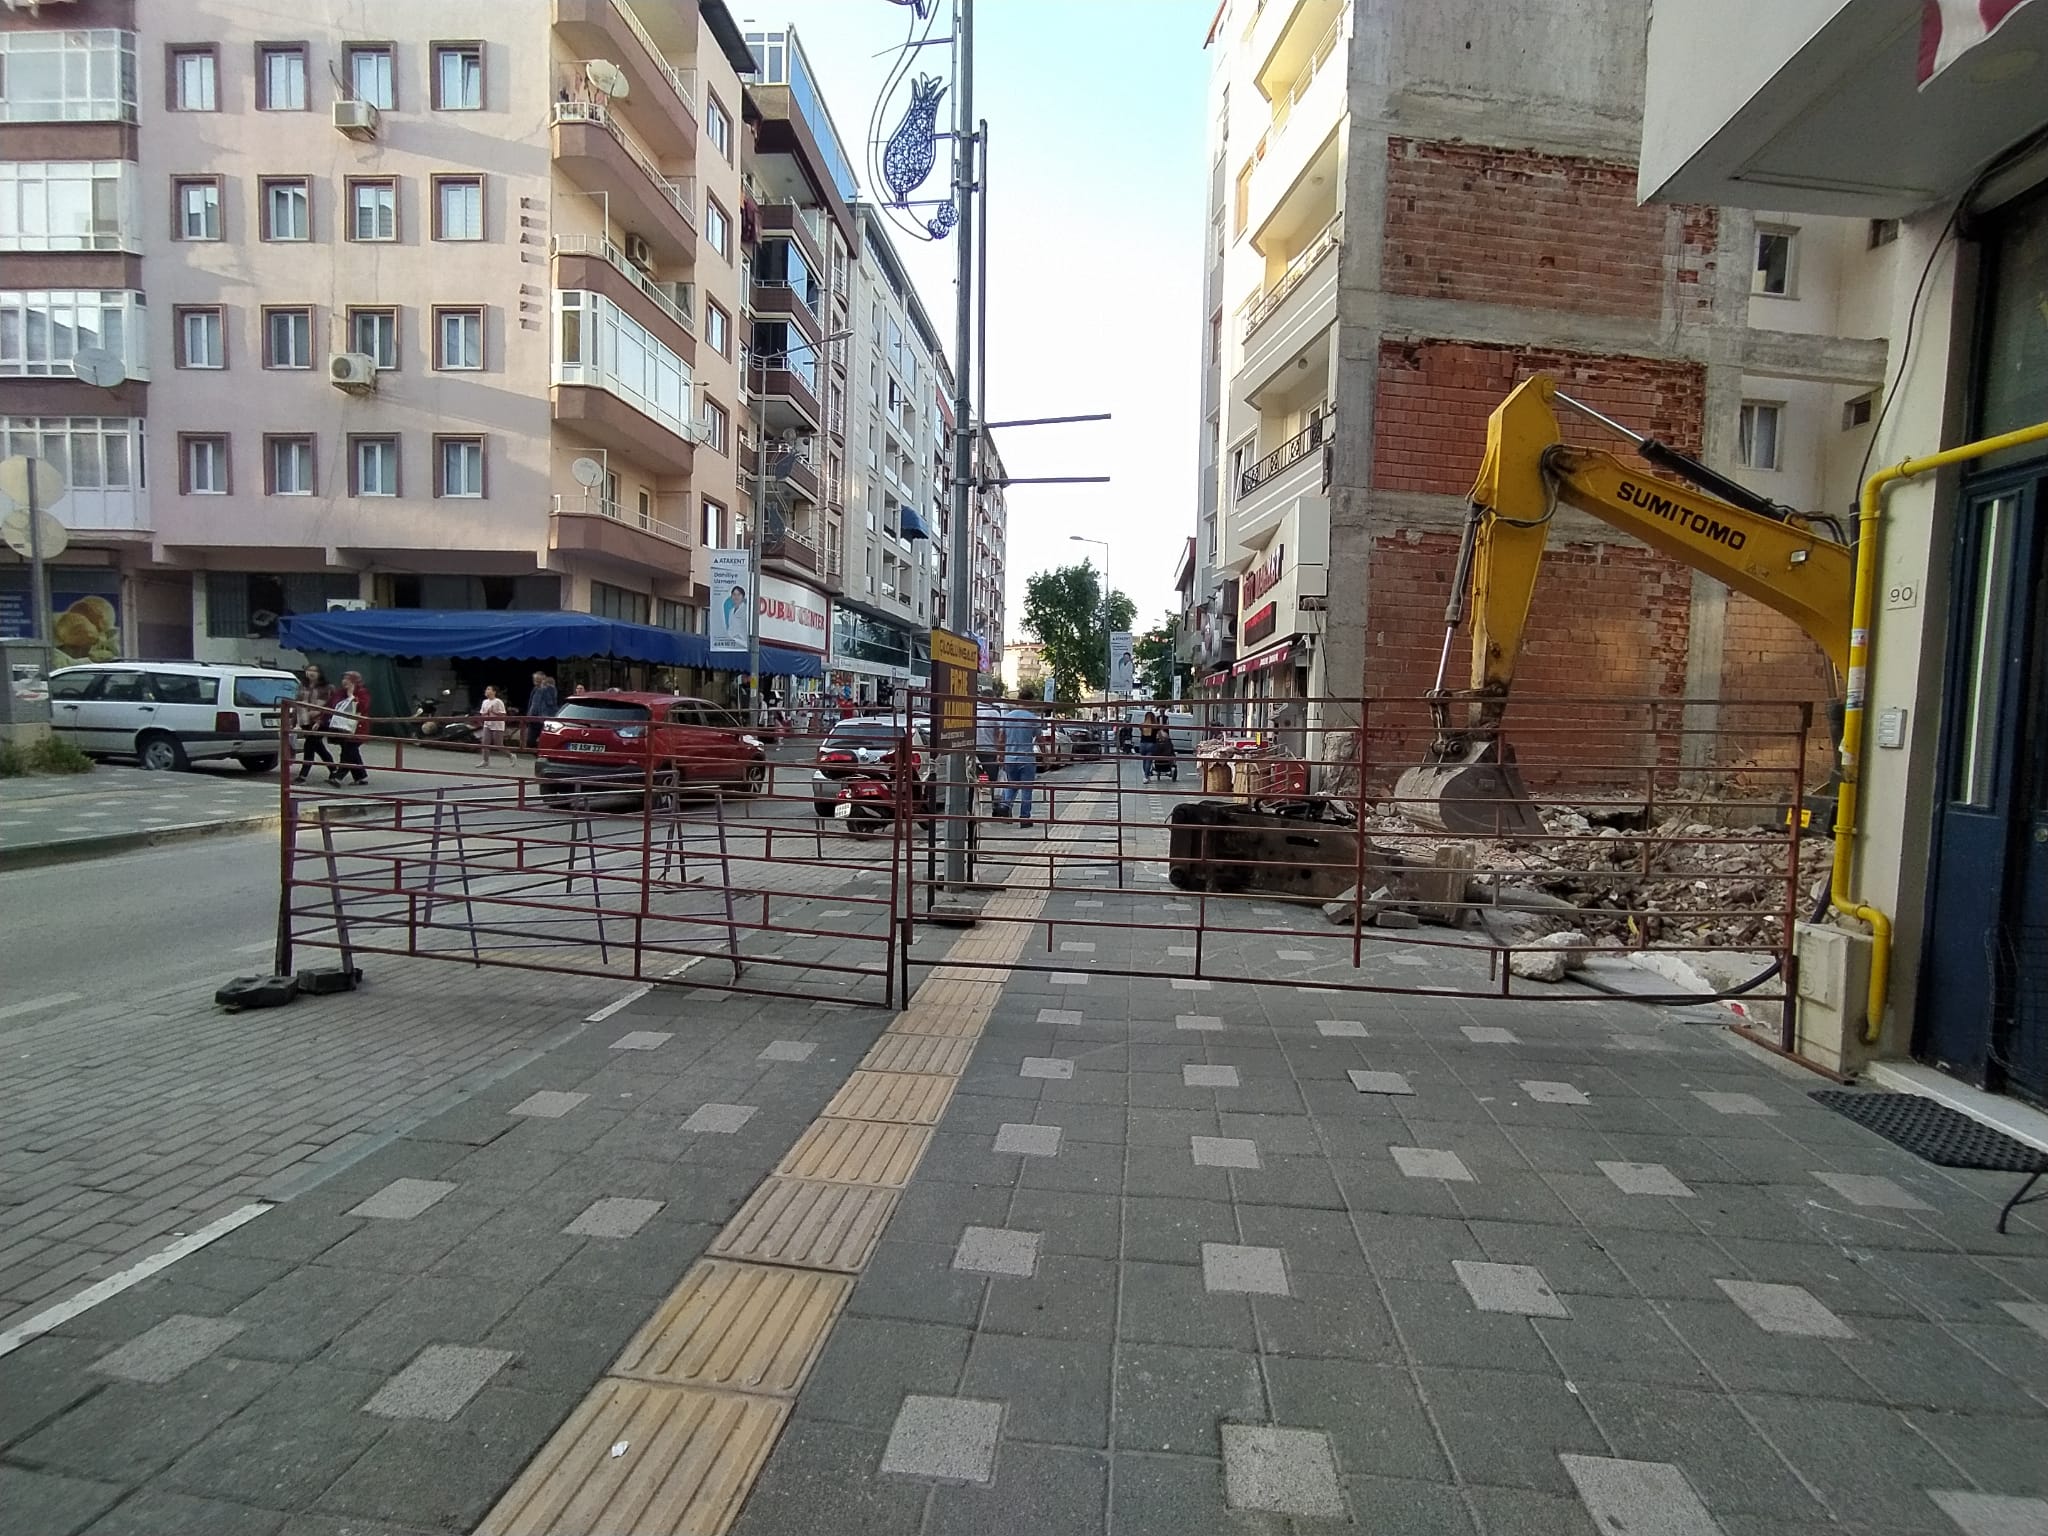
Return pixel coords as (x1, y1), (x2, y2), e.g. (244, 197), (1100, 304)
(1718, 595), (1838, 786)
(1373, 340), (1707, 497)
(1382, 140), (1718, 321)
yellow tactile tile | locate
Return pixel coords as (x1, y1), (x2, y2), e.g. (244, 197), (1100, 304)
(709, 1178), (897, 1273)
(886, 1007), (983, 1039)
(774, 1117), (930, 1187)
(612, 1259), (849, 1394)
(861, 1034), (973, 1075)
(820, 1070), (955, 1125)
(475, 1378), (783, 1536)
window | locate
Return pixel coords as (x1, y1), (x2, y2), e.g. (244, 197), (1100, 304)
(0, 161), (137, 251)
(590, 581), (650, 624)
(1843, 393), (1875, 431)
(700, 397), (729, 455)
(0, 29), (139, 124)
(174, 177), (220, 240)
(350, 435), (398, 496)
(552, 290), (691, 438)
(435, 435), (484, 497)
(706, 301), (730, 359)
(146, 672), (215, 705)
(169, 46), (216, 111)
(706, 94), (733, 161)
(1, 415), (141, 490)
(260, 177), (310, 241)
(346, 44), (394, 110)
(702, 497), (726, 548)
(1868, 218), (1899, 249)
(1737, 401), (1782, 470)
(182, 433), (228, 494)
(2, 290), (145, 378)
(1233, 161), (1252, 236)
(348, 178), (396, 241)
(263, 307), (312, 369)
(705, 198), (731, 260)
(174, 305), (223, 369)
(434, 306), (482, 370)
(258, 45), (306, 110)
(433, 175), (482, 241)
(1753, 228), (1795, 297)
(266, 435), (314, 495)
(432, 42), (482, 110)
(349, 308), (398, 370)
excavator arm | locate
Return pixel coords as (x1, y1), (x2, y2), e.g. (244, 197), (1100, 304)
(1396, 373), (1855, 835)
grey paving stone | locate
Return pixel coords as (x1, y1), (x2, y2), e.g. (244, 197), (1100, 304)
(1107, 1452), (1242, 1536)
(1926, 1492), (2048, 1536)
(1454, 1259), (1568, 1317)
(979, 1253), (1117, 1341)
(1267, 1357), (1451, 1484)
(1835, 1314), (2042, 1416)
(1999, 1300), (2048, 1340)
(1037, 1008), (1082, 1025)
(92, 1314), (244, 1384)
(759, 1039), (818, 1062)
(1533, 1294), (1716, 1389)
(1120, 1258), (1257, 1348)
(311, 1383), (562, 1530)
(1463, 1026), (1519, 1044)
(953, 1225), (1041, 1278)
(1598, 1161), (1695, 1198)
(1222, 1424), (1347, 1518)
(1176, 1014), (1225, 1032)
(1694, 1091), (1776, 1117)
(1316, 1019), (1369, 1037)
(0, 1466), (125, 1536)
(1124, 1195), (1237, 1264)
(681, 1102), (757, 1133)
(1062, 941), (1097, 953)
(1522, 1080), (1591, 1106)
(224, 1265), (401, 1363)
(1202, 1241), (1290, 1297)
(1051, 973), (1089, 987)
(610, 1030), (672, 1050)
(1418, 1367), (1607, 1493)
(1811, 1171), (1932, 1210)
(562, 1196), (663, 1239)
(80, 1486), (292, 1536)
(994, 1122), (1062, 1157)
(959, 1332), (1111, 1449)
(1016, 1137), (1122, 1195)
(926, 1442), (1109, 1536)
(1350, 1069), (1415, 1096)
(159, 1361), (388, 1511)
(1191, 1134), (1260, 1169)
(347, 1177), (458, 1221)
(1183, 1064), (1241, 1089)
(360, 1343), (513, 1420)
(1739, 1394), (1964, 1531)
(1559, 1454), (1723, 1536)
(1020, 1057), (1074, 1080)
(1577, 1382), (1829, 1520)
(1715, 1278), (1854, 1338)
(508, 1090), (588, 1119)
(15, 1356), (287, 1483)
(1114, 1342), (1265, 1454)
(880, 1394), (1003, 1483)
(794, 1316), (973, 1430)
(1172, 979), (1214, 992)
(1393, 1146), (1475, 1182)
(731, 1419), (927, 1534)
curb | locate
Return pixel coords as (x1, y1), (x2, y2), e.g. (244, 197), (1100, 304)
(0, 800), (384, 873)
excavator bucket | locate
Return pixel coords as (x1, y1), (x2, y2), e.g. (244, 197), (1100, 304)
(1391, 751), (1546, 837)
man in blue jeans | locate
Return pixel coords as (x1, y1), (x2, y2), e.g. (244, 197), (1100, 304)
(998, 701), (1039, 827)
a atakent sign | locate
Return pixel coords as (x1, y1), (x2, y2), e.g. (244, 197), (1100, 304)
(757, 573), (829, 652)
(708, 550), (750, 652)
(1241, 543), (1286, 604)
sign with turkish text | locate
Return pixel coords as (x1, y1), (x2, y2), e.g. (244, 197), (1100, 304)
(1242, 544), (1286, 605)
(929, 626), (980, 750)
(708, 551), (751, 652)
(1242, 600), (1277, 648)
(756, 573), (830, 651)
(1109, 631), (1134, 695)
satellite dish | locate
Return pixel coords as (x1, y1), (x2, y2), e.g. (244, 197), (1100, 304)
(71, 347), (126, 389)
(2, 507), (69, 561)
(570, 457), (606, 488)
(585, 60), (630, 100)
(0, 454), (67, 510)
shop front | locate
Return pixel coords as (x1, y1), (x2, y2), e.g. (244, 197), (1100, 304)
(829, 600), (930, 711)
(757, 572), (831, 729)
(1232, 512), (1327, 749)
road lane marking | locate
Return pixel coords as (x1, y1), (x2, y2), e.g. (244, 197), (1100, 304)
(0, 991), (84, 1022)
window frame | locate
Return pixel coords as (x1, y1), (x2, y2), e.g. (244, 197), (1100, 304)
(347, 306), (400, 371)
(1753, 226), (1798, 299)
(700, 395), (729, 455)
(264, 433), (316, 496)
(702, 496), (727, 549)
(258, 175), (312, 242)
(706, 300), (730, 360)
(167, 45), (218, 112)
(348, 434), (400, 497)
(260, 305), (314, 370)
(430, 41), (483, 111)
(1737, 399), (1785, 472)
(704, 196), (731, 260)
(256, 43), (309, 111)
(705, 92), (733, 162)
(179, 431), (230, 495)
(431, 173), (484, 242)
(432, 305), (484, 371)
(346, 177), (398, 242)
(172, 175), (222, 241)
(344, 43), (396, 110)
(173, 304), (225, 370)
(433, 434), (486, 499)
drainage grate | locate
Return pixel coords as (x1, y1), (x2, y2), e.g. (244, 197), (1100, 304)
(1810, 1091), (2048, 1173)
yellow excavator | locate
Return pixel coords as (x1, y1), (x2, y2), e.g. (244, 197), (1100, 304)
(1394, 373), (1856, 834)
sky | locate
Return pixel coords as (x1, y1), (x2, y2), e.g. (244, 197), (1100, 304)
(753, 0), (1215, 633)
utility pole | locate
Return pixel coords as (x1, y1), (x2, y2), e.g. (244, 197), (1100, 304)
(747, 410), (769, 730)
(943, 0), (976, 891)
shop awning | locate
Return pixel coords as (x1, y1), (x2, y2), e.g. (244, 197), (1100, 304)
(1231, 640), (1298, 678)
(278, 609), (823, 678)
(900, 506), (932, 541)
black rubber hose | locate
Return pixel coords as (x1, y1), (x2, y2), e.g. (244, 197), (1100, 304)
(1566, 882), (1834, 1007)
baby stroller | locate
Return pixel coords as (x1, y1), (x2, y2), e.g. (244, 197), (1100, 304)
(1151, 728), (1179, 782)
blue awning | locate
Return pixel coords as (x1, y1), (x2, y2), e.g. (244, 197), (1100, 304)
(900, 506), (931, 541)
(277, 609), (822, 678)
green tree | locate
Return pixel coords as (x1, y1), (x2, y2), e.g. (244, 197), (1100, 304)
(1133, 618), (1180, 699)
(1020, 561), (1136, 702)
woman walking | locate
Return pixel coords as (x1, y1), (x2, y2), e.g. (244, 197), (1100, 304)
(1138, 710), (1159, 781)
(477, 684), (508, 765)
(330, 672), (371, 784)
(293, 665), (335, 783)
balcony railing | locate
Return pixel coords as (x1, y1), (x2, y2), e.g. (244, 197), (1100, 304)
(551, 233), (696, 334)
(1269, 14), (1343, 139)
(1237, 412), (1334, 499)
(552, 101), (696, 228)
(609, 0), (698, 113)
(1241, 214), (1342, 341)
(762, 527), (821, 574)
(551, 492), (691, 547)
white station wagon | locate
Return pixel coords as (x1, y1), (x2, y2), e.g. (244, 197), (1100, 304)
(47, 661), (301, 772)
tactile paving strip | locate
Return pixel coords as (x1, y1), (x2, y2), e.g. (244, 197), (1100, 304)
(612, 1260), (850, 1394)
(774, 1117), (931, 1187)
(861, 1034), (974, 1075)
(821, 1069), (955, 1125)
(708, 1178), (897, 1273)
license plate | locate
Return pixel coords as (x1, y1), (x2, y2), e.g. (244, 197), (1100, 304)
(260, 714), (279, 728)
(833, 801), (854, 819)
(566, 742), (607, 753)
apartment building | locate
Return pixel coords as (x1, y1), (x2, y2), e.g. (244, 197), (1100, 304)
(0, 0), (152, 654)
(1193, 0), (1890, 771)
(1638, 1), (2048, 1095)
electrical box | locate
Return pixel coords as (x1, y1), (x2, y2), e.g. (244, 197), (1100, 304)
(1876, 707), (1907, 749)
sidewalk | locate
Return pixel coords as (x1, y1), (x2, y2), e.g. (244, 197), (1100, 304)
(1, 767), (2044, 1534)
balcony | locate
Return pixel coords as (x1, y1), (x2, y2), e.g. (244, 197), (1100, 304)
(552, 234), (696, 357)
(551, 383), (697, 475)
(781, 454), (821, 503)
(1234, 413), (1333, 552)
(757, 200), (827, 275)
(551, 102), (697, 260)
(1239, 220), (1340, 401)
(756, 357), (822, 436)
(751, 279), (823, 343)
(1243, 214), (1341, 342)
(762, 527), (821, 576)
(551, 494), (693, 581)
(553, 0), (697, 158)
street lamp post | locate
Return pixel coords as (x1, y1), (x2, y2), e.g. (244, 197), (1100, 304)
(1069, 534), (1111, 713)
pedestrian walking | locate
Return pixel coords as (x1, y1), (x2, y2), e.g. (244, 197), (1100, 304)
(525, 671), (559, 750)
(331, 672), (371, 784)
(996, 700), (1039, 827)
(292, 664), (335, 783)
(1139, 710), (1159, 780)
(477, 684), (507, 765)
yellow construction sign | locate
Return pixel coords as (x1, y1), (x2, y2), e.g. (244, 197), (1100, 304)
(929, 627), (981, 750)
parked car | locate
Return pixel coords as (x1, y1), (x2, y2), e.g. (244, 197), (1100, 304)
(46, 661), (299, 772)
(811, 716), (932, 816)
(1035, 718), (1101, 770)
(534, 692), (766, 804)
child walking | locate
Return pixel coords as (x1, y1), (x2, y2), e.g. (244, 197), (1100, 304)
(477, 685), (507, 765)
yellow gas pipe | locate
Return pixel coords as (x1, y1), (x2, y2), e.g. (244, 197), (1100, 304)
(1841, 418), (2048, 1042)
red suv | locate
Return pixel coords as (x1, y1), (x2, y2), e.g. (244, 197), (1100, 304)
(535, 692), (766, 803)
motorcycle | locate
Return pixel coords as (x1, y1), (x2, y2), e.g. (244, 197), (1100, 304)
(412, 694), (478, 746)
(830, 751), (983, 837)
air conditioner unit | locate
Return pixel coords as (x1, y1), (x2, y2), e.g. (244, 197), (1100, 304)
(328, 352), (377, 393)
(326, 598), (369, 612)
(332, 98), (380, 140)
(623, 233), (653, 269)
